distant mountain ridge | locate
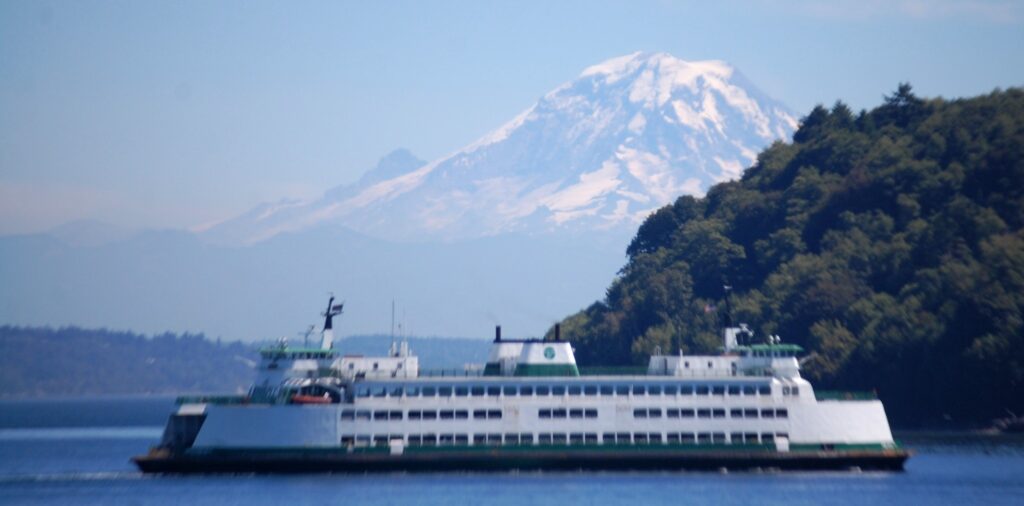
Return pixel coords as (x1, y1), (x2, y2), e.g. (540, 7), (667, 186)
(203, 52), (796, 245)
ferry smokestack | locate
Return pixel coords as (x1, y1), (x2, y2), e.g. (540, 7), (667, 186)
(555, 324), (561, 341)
(495, 325), (501, 342)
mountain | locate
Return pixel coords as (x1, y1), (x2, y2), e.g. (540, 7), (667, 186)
(553, 86), (1024, 427)
(0, 52), (796, 341)
(204, 52), (796, 244)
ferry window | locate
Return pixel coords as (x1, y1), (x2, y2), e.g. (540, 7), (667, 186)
(707, 361), (713, 368)
(667, 433), (681, 444)
(634, 433), (649, 444)
(553, 408), (567, 419)
(697, 433), (712, 444)
(791, 387), (799, 396)
(666, 408), (680, 418)
(552, 434), (567, 444)
(744, 409), (758, 418)
(600, 385), (614, 396)
(502, 386), (517, 396)
(440, 434), (455, 445)
(373, 363), (379, 370)
(712, 386), (725, 396)
(697, 409), (711, 419)
(569, 433), (584, 444)
(782, 386), (790, 395)
(439, 386), (453, 397)
(664, 385), (678, 395)
(584, 385), (598, 396)
(405, 386), (420, 397)
(505, 434), (520, 445)
(487, 386), (501, 397)
(473, 434), (486, 445)
(633, 385), (647, 395)
(356, 410), (371, 420)
(727, 385), (740, 396)
(649, 408), (662, 418)
(389, 386), (403, 397)
(564, 385), (579, 396)
(474, 410), (487, 419)
(422, 434), (437, 446)
(520, 386), (534, 396)
(713, 433), (726, 444)
(649, 433), (662, 443)
(730, 408), (743, 418)
(584, 408), (598, 419)
(455, 386), (469, 397)
(408, 410), (422, 420)
(354, 435), (371, 445)
(612, 385), (627, 396)
(648, 385), (662, 395)
(776, 409), (788, 418)
(730, 432), (743, 444)
(356, 386), (370, 397)
(470, 386), (484, 396)
(680, 409), (695, 418)
(585, 433), (598, 444)
(422, 411), (437, 420)
(680, 385), (694, 395)
(536, 386), (550, 396)
(422, 386), (437, 397)
(539, 433), (553, 444)
(341, 435), (355, 446)
(390, 410), (403, 420)
(776, 432), (788, 440)
(742, 386), (755, 396)
(539, 409), (552, 419)
(759, 386), (771, 396)
(440, 410), (454, 420)
(569, 409), (583, 419)
(373, 435), (389, 446)
(602, 432), (616, 444)
(712, 409), (726, 418)
(745, 433), (759, 444)
(552, 386), (566, 396)
(455, 410), (469, 420)
(520, 433), (534, 444)
(341, 410), (355, 420)
(696, 386), (710, 396)
(684, 361), (690, 368)
(633, 408), (647, 418)
(681, 433), (696, 444)
(487, 434), (502, 445)
(617, 432), (631, 444)
(762, 433), (775, 444)
(487, 410), (502, 419)
(761, 409), (774, 418)
(455, 435), (469, 445)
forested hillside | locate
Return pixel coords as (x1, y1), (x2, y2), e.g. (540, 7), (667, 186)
(554, 86), (1024, 427)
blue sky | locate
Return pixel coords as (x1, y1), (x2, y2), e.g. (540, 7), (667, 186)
(1, 0), (1022, 235)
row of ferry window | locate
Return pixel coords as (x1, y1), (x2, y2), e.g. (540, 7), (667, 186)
(355, 383), (782, 398)
(341, 409), (503, 421)
(632, 407), (788, 419)
(341, 432), (789, 447)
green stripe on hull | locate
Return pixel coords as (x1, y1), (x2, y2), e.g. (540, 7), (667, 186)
(513, 364), (580, 377)
(482, 363), (502, 376)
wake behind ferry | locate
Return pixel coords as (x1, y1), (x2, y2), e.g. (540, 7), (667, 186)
(134, 296), (909, 473)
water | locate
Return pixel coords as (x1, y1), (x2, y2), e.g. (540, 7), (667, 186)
(1, 398), (1022, 506)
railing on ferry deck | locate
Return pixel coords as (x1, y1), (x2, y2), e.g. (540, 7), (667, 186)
(418, 368), (484, 377)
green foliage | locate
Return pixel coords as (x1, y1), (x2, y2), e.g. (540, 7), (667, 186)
(555, 86), (1024, 427)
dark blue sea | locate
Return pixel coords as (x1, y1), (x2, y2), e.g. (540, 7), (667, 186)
(1, 398), (1023, 505)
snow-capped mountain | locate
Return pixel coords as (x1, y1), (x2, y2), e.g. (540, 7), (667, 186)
(203, 52), (797, 244)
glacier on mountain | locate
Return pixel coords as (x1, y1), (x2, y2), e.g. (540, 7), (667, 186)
(204, 52), (798, 245)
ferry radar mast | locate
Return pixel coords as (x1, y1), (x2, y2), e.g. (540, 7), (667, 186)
(320, 294), (344, 350)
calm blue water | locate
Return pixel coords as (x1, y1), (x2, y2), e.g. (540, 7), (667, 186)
(1, 398), (1023, 506)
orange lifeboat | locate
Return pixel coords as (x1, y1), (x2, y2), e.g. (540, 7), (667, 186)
(290, 394), (332, 404)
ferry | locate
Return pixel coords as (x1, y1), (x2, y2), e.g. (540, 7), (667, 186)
(134, 296), (909, 473)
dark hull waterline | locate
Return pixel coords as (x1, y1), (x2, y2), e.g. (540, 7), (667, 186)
(134, 448), (910, 474)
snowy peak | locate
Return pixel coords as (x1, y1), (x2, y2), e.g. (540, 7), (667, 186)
(204, 52), (798, 244)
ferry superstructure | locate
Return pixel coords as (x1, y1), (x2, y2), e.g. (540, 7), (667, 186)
(135, 297), (908, 473)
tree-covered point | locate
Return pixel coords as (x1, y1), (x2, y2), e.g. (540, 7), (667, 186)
(553, 85), (1024, 427)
